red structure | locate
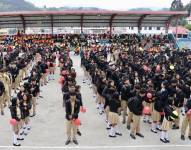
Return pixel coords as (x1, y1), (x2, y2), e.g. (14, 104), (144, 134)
(0, 10), (188, 35)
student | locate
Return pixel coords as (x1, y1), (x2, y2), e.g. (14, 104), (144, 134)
(160, 97), (179, 143)
(128, 88), (145, 139)
(0, 79), (5, 115)
(108, 92), (122, 137)
(181, 98), (191, 140)
(120, 79), (131, 124)
(65, 92), (80, 145)
(9, 97), (23, 146)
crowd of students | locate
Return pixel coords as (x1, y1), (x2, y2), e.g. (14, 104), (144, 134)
(80, 34), (191, 143)
(0, 34), (59, 146)
(0, 33), (191, 146)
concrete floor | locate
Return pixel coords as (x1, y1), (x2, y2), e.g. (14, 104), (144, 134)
(0, 52), (191, 150)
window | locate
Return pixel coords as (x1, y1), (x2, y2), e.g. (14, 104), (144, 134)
(131, 27), (134, 30)
(149, 27), (152, 30)
(144, 27), (147, 30)
(157, 27), (160, 30)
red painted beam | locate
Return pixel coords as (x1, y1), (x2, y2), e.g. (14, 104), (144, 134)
(0, 10), (188, 17)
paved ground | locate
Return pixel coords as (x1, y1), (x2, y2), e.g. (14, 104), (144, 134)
(0, 52), (191, 150)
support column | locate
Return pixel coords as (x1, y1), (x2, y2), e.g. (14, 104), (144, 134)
(50, 15), (54, 35)
(20, 15), (26, 34)
(137, 14), (148, 34)
(80, 14), (84, 34)
(109, 14), (117, 36)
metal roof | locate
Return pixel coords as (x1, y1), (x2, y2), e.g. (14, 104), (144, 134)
(0, 10), (188, 29)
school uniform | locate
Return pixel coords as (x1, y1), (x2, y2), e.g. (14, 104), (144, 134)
(65, 99), (80, 141)
(181, 99), (191, 139)
(0, 80), (5, 115)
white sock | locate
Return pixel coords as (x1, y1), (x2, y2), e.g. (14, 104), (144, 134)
(161, 131), (165, 139)
(115, 125), (120, 134)
(157, 124), (161, 129)
(164, 132), (169, 140)
(23, 125), (27, 134)
(98, 103), (102, 111)
(107, 122), (111, 128)
(13, 133), (18, 144)
(151, 123), (156, 130)
(101, 103), (104, 108)
(109, 127), (114, 136)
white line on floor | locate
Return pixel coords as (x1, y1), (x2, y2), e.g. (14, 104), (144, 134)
(0, 145), (191, 149)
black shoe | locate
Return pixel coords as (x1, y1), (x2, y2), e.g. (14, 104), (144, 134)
(147, 120), (152, 124)
(136, 133), (144, 138)
(156, 127), (162, 131)
(160, 138), (167, 143)
(73, 139), (78, 145)
(1, 111), (4, 115)
(115, 132), (122, 136)
(39, 96), (43, 98)
(188, 136), (191, 140)
(122, 120), (126, 124)
(17, 138), (24, 141)
(109, 135), (116, 138)
(13, 143), (21, 146)
(130, 134), (136, 139)
(65, 139), (71, 145)
(172, 125), (179, 130)
(77, 130), (82, 136)
(127, 125), (130, 130)
(165, 138), (170, 143)
(106, 127), (111, 130)
(181, 135), (185, 140)
(151, 129), (157, 133)
(143, 119), (147, 123)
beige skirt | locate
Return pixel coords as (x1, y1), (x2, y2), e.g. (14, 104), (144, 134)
(161, 117), (172, 131)
(152, 109), (161, 122)
(108, 112), (119, 125)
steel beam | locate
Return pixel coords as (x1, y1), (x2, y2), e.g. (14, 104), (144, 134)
(137, 14), (148, 33)
(20, 15), (26, 33)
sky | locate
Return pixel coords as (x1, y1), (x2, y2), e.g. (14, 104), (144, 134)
(26, 0), (191, 10)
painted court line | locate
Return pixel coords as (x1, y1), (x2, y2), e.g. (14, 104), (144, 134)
(0, 145), (191, 149)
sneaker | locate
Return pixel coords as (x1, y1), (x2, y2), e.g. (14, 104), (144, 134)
(13, 143), (21, 146)
(147, 120), (152, 124)
(127, 125), (130, 130)
(143, 119), (147, 123)
(17, 137), (24, 141)
(65, 139), (71, 145)
(73, 139), (78, 145)
(156, 127), (162, 131)
(115, 132), (122, 136)
(172, 125), (179, 130)
(165, 138), (170, 143)
(181, 135), (185, 140)
(188, 136), (191, 140)
(130, 134), (136, 139)
(77, 130), (82, 136)
(151, 129), (157, 133)
(160, 138), (167, 143)
(136, 133), (144, 138)
(109, 135), (116, 138)
(1, 111), (4, 115)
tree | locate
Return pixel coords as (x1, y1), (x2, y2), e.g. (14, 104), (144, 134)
(185, 24), (191, 30)
(170, 0), (184, 11)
